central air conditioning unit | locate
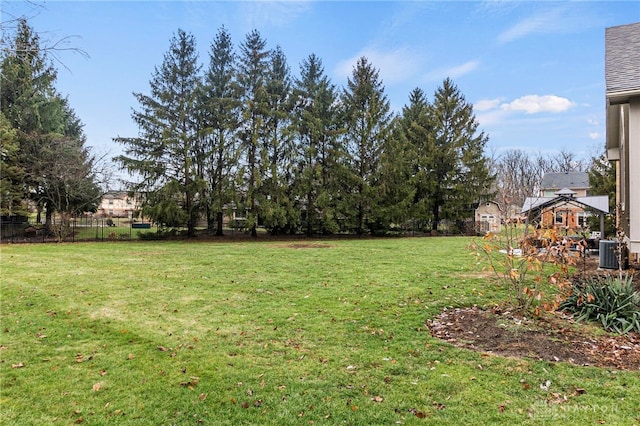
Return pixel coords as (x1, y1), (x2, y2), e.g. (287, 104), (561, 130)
(599, 240), (629, 270)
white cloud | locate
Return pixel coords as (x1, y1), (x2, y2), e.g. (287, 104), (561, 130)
(421, 60), (480, 82)
(474, 94), (575, 130)
(589, 132), (601, 140)
(334, 47), (421, 84)
(239, 1), (312, 29)
(500, 95), (574, 114)
(474, 98), (503, 112)
(497, 4), (604, 44)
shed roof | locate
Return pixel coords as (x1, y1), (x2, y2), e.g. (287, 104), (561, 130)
(521, 195), (609, 215)
(540, 172), (589, 191)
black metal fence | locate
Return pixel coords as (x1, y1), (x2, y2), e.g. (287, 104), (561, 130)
(0, 216), (157, 244)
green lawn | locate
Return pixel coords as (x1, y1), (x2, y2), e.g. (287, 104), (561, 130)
(1, 237), (638, 425)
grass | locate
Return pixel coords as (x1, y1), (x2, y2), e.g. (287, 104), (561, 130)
(1, 237), (638, 425)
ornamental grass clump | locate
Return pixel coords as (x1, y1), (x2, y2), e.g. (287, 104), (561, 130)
(560, 274), (640, 334)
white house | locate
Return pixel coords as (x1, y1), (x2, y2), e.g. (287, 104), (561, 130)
(605, 22), (640, 255)
(475, 201), (501, 233)
(96, 191), (139, 218)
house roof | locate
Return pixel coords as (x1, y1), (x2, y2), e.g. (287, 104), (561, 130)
(605, 22), (640, 102)
(521, 195), (609, 215)
(103, 191), (129, 199)
(540, 172), (589, 191)
(605, 23), (640, 160)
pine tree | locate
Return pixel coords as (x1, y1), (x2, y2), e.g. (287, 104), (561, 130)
(291, 54), (341, 235)
(1, 19), (100, 234)
(237, 29), (270, 237)
(588, 152), (616, 235)
(0, 112), (27, 216)
(114, 29), (202, 236)
(340, 57), (392, 235)
(261, 45), (296, 234)
(399, 88), (434, 230)
(428, 78), (494, 232)
(201, 26), (241, 236)
(374, 118), (414, 233)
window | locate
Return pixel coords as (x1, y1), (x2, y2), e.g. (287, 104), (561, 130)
(108, 198), (114, 205)
(554, 211), (564, 225)
(577, 211), (589, 228)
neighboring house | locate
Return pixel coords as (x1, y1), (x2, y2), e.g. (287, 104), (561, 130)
(539, 172), (590, 197)
(96, 191), (139, 218)
(521, 190), (609, 236)
(475, 201), (501, 233)
(605, 22), (640, 256)
(521, 172), (601, 232)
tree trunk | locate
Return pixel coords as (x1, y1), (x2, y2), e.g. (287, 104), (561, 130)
(216, 211), (224, 236)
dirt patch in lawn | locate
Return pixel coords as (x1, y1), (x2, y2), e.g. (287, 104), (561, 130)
(275, 243), (333, 249)
(428, 255), (640, 370)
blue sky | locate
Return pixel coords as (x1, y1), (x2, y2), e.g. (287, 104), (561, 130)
(4, 1), (640, 167)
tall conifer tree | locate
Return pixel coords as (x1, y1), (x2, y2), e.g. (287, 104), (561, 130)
(1, 19), (100, 233)
(201, 26), (241, 236)
(428, 78), (494, 231)
(292, 54), (340, 235)
(340, 57), (392, 235)
(262, 45), (295, 234)
(114, 29), (202, 236)
(237, 29), (270, 237)
(399, 88), (435, 229)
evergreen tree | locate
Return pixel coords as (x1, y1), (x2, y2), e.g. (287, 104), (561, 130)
(588, 152), (616, 235)
(1, 19), (100, 233)
(0, 112), (27, 216)
(262, 45), (296, 234)
(0, 19), (58, 133)
(428, 78), (494, 231)
(201, 26), (241, 236)
(340, 57), (392, 235)
(114, 29), (202, 236)
(372, 117), (414, 233)
(399, 88), (435, 230)
(291, 54), (341, 235)
(237, 29), (270, 237)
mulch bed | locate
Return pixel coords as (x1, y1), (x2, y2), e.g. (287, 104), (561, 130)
(427, 254), (640, 370)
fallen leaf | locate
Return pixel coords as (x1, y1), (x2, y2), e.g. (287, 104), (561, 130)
(11, 362), (24, 369)
(408, 408), (426, 418)
(157, 346), (168, 352)
(371, 396), (383, 402)
(127, 354), (135, 360)
(92, 383), (102, 392)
